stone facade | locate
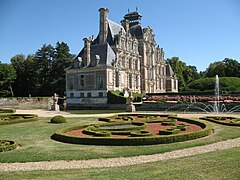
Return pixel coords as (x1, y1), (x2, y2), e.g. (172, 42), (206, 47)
(66, 8), (178, 106)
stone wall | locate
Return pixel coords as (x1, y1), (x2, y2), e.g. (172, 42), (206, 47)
(0, 97), (52, 109)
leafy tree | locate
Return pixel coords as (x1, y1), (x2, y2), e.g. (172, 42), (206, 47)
(223, 58), (240, 77)
(205, 61), (226, 77)
(204, 58), (240, 78)
(166, 57), (200, 91)
(0, 62), (16, 97)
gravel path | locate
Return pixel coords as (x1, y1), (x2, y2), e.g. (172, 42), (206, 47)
(0, 138), (239, 172)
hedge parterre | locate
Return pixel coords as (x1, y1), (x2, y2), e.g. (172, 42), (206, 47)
(51, 114), (212, 146)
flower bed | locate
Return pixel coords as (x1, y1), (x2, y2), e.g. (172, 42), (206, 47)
(51, 114), (212, 146)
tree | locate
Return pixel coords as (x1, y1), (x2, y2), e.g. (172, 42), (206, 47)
(50, 42), (73, 96)
(35, 44), (55, 96)
(204, 58), (240, 78)
(205, 61), (226, 77)
(166, 57), (200, 91)
(11, 54), (26, 96)
(223, 58), (240, 77)
(0, 62), (16, 97)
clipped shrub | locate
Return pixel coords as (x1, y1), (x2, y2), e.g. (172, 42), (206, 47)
(174, 124), (189, 131)
(107, 90), (127, 104)
(98, 117), (111, 122)
(200, 116), (240, 126)
(50, 115), (67, 123)
(161, 119), (177, 126)
(0, 140), (18, 152)
(130, 130), (153, 137)
(159, 128), (181, 135)
(0, 114), (38, 125)
(230, 118), (240, 124)
(0, 108), (16, 114)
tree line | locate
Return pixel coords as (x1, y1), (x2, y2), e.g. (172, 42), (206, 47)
(0, 42), (73, 97)
(0, 41), (239, 97)
(166, 57), (240, 92)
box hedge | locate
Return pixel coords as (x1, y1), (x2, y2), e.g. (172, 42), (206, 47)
(50, 115), (67, 124)
(51, 117), (212, 146)
(0, 140), (18, 152)
(0, 114), (38, 125)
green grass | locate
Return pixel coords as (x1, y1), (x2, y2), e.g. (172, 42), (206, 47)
(1, 147), (239, 180)
(0, 116), (239, 163)
(66, 110), (125, 114)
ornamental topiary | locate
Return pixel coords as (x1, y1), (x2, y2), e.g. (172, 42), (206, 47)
(50, 115), (67, 123)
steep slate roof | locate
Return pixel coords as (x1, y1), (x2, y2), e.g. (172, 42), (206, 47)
(72, 43), (115, 68)
(108, 19), (125, 39)
(89, 43), (115, 67)
(166, 64), (175, 77)
(129, 24), (143, 38)
(91, 19), (124, 46)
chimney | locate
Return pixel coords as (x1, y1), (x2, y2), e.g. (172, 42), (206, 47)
(83, 37), (92, 66)
(99, 8), (109, 44)
(121, 19), (129, 32)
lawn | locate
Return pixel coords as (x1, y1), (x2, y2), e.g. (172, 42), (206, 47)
(0, 116), (240, 163)
(1, 147), (239, 180)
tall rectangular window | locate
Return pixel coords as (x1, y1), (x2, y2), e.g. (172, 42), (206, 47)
(80, 75), (85, 88)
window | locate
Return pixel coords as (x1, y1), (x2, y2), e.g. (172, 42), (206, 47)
(115, 71), (119, 87)
(87, 92), (92, 97)
(80, 75), (84, 87)
(122, 57), (125, 68)
(98, 76), (104, 89)
(135, 59), (138, 70)
(129, 74), (132, 89)
(98, 92), (103, 97)
(70, 93), (74, 98)
(129, 59), (132, 69)
(69, 77), (74, 90)
(80, 92), (84, 97)
(135, 75), (139, 89)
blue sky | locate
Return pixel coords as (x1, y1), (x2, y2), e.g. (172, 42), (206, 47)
(0, 0), (239, 71)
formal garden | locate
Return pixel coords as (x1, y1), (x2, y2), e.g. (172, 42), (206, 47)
(0, 107), (240, 179)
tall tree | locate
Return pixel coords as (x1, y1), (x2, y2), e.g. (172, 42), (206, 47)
(35, 44), (55, 96)
(11, 54), (27, 96)
(0, 62), (16, 97)
(50, 42), (73, 96)
(25, 55), (39, 96)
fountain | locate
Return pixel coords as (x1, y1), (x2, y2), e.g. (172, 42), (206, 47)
(213, 75), (220, 113)
(165, 75), (240, 113)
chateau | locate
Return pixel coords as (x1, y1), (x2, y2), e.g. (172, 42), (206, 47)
(66, 8), (178, 106)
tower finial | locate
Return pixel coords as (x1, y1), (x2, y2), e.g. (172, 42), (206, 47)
(136, 7), (138, 11)
(128, 8), (130, 13)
